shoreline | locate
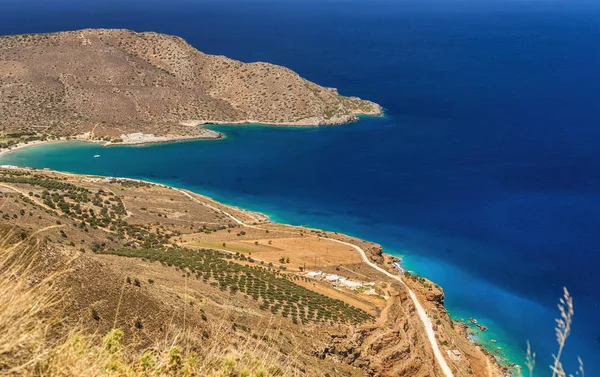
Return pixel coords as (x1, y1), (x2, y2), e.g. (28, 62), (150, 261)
(112, 177), (516, 376)
(0, 112), (386, 158)
(0, 162), (512, 376)
(0, 133), (222, 158)
(0, 132), (223, 158)
(183, 110), (384, 128)
(0, 138), (105, 158)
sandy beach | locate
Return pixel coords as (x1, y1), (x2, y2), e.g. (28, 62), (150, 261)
(0, 139), (64, 158)
(0, 111), (388, 159)
(0, 130), (226, 159)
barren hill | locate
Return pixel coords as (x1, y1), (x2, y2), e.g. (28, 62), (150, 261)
(0, 29), (382, 141)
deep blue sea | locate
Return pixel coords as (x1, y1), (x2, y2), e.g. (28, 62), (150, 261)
(2, 0), (600, 374)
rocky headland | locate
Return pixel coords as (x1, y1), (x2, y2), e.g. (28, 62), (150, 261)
(0, 29), (382, 145)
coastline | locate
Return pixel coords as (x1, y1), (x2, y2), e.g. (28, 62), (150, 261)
(0, 161), (510, 376)
(0, 135), (221, 159)
(0, 111), (387, 157)
(106, 130), (224, 146)
(0, 137), (128, 159)
(0, 138), (104, 158)
(183, 108), (384, 128)
(121, 176), (514, 376)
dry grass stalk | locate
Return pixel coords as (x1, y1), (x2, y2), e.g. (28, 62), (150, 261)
(519, 287), (584, 377)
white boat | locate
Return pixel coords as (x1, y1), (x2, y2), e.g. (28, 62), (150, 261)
(94, 154), (101, 158)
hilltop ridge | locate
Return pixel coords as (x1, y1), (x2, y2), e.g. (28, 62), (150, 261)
(0, 29), (382, 143)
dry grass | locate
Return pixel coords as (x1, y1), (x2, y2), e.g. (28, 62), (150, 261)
(0, 231), (62, 374)
(518, 287), (585, 377)
(187, 235), (362, 270)
(0, 229), (301, 377)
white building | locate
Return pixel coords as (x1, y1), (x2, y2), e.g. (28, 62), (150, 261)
(446, 349), (462, 361)
(306, 271), (322, 277)
(339, 277), (363, 289)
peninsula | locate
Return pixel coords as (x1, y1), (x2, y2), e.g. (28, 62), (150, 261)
(0, 29), (382, 146)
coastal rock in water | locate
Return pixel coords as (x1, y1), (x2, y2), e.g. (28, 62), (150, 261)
(426, 290), (445, 306)
(368, 244), (385, 264)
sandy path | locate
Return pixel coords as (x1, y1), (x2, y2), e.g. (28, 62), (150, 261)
(327, 237), (455, 377)
(176, 187), (455, 377)
(0, 183), (58, 213)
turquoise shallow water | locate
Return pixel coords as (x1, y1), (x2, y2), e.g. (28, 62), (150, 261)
(3, 0), (600, 374)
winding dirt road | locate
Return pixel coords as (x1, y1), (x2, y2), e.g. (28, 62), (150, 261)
(327, 237), (455, 377)
(176, 187), (455, 377)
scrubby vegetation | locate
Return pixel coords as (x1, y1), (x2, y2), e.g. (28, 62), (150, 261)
(0, 172), (89, 193)
(0, 132), (47, 149)
(0, 29), (381, 140)
(114, 178), (154, 188)
(0, 171), (174, 249)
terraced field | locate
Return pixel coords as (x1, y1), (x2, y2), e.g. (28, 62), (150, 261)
(100, 247), (373, 325)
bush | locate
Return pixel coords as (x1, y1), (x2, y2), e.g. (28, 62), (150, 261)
(91, 308), (100, 321)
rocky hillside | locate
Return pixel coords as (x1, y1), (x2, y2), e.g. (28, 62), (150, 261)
(0, 29), (382, 140)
